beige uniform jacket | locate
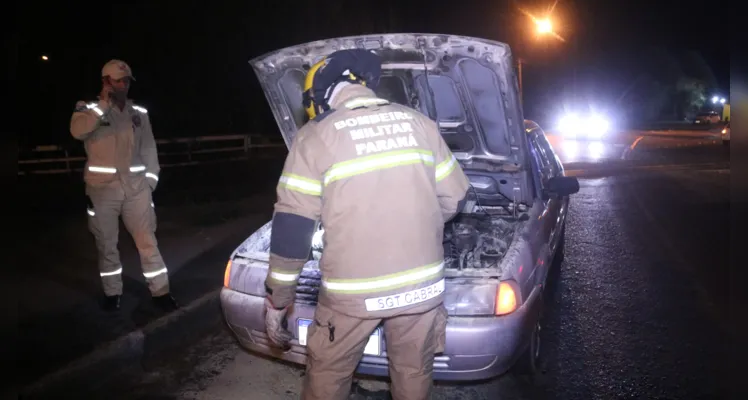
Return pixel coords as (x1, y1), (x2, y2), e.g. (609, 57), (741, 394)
(266, 84), (469, 319)
(70, 98), (160, 195)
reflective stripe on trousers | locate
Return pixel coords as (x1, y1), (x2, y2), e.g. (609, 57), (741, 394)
(87, 184), (169, 296)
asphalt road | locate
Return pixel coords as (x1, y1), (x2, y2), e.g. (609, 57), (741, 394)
(87, 140), (731, 399)
(17, 130), (732, 399)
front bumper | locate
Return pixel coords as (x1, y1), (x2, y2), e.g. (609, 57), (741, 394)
(220, 284), (543, 381)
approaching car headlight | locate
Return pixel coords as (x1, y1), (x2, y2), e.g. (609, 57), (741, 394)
(559, 114), (610, 138)
(586, 115), (610, 138)
(559, 114), (582, 137)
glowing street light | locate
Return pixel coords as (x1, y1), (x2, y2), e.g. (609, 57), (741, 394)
(720, 98), (726, 104)
(711, 96), (719, 103)
(41, 55), (49, 61)
(537, 18), (553, 34)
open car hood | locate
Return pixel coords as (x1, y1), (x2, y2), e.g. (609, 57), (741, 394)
(250, 33), (527, 166)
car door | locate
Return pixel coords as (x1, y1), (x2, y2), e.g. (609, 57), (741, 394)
(528, 130), (563, 265)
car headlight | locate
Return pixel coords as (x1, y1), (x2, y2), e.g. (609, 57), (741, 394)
(586, 115), (610, 137)
(312, 228), (324, 249)
(443, 282), (498, 316)
(559, 114), (581, 136)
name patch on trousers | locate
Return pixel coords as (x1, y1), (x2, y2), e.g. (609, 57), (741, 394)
(364, 279), (445, 312)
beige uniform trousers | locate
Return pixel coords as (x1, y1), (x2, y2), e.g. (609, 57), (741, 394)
(302, 302), (448, 400)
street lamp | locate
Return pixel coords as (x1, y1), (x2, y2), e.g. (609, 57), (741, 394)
(711, 96), (719, 103)
(720, 98), (726, 104)
(537, 18), (553, 34)
(518, 17), (555, 107)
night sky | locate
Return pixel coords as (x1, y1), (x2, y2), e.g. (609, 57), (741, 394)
(16, 0), (729, 145)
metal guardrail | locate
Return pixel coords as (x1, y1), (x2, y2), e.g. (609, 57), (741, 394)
(18, 134), (287, 175)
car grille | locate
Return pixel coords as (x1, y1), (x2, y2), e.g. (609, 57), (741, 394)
(296, 268), (321, 305)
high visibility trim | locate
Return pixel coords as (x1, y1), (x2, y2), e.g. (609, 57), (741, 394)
(269, 270), (301, 284)
(86, 103), (104, 116)
(435, 154), (458, 182)
(145, 172), (159, 181)
(87, 208), (95, 217)
(322, 261), (444, 294)
(130, 165), (146, 172)
(143, 268), (168, 278)
(100, 268), (122, 277)
(345, 97), (390, 109)
(132, 105), (148, 114)
(324, 149), (434, 186)
(88, 165), (117, 174)
(150, 201), (155, 208)
(278, 173), (322, 196)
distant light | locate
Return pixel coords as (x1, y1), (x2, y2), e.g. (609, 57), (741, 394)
(41, 55), (49, 61)
(711, 96), (719, 103)
(537, 19), (553, 34)
(720, 98), (726, 104)
(588, 141), (605, 160)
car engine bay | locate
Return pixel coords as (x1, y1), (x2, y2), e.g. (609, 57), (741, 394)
(309, 208), (524, 272)
(444, 212), (521, 270)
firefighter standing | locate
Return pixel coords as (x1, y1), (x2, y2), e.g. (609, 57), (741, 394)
(263, 49), (470, 400)
(70, 59), (179, 312)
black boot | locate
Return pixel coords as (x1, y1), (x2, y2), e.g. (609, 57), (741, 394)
(102, 295), (121, 311)
(152, 293), (180, 312)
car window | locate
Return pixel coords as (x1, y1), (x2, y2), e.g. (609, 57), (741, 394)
(529, 131), (554, 187)
(534, 131), (561, 178)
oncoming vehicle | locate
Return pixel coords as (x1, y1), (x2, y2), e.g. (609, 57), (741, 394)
(693, 111), (720, 124)
(220, 34), (580, 381)
(557, 112), (611, 139)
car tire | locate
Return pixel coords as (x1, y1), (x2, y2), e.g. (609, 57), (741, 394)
(512, 307), (544, 377)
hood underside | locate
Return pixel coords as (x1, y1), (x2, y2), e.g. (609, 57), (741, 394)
(250, 33), (527, 165)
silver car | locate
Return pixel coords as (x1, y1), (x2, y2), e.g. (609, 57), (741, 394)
(221, 33), (580, 381)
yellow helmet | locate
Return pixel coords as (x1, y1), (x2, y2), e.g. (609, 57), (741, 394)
(302, 49), (382, 120)
(302, 59), (329, 120)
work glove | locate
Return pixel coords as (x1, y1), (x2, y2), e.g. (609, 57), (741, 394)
(264, 297), (293, 350)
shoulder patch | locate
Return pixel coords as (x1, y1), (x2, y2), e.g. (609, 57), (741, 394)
(312, 108), (336, 122)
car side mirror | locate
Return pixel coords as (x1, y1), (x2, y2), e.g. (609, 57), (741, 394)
(543, 176), (580, 199)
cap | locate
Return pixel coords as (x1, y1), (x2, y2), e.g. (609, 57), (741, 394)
(101, 59), (136, 81)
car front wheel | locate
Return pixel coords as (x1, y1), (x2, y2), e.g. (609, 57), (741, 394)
(512, 307), (543, 377)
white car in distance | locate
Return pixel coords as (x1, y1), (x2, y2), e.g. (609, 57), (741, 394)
(557, 113), (610, 139)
